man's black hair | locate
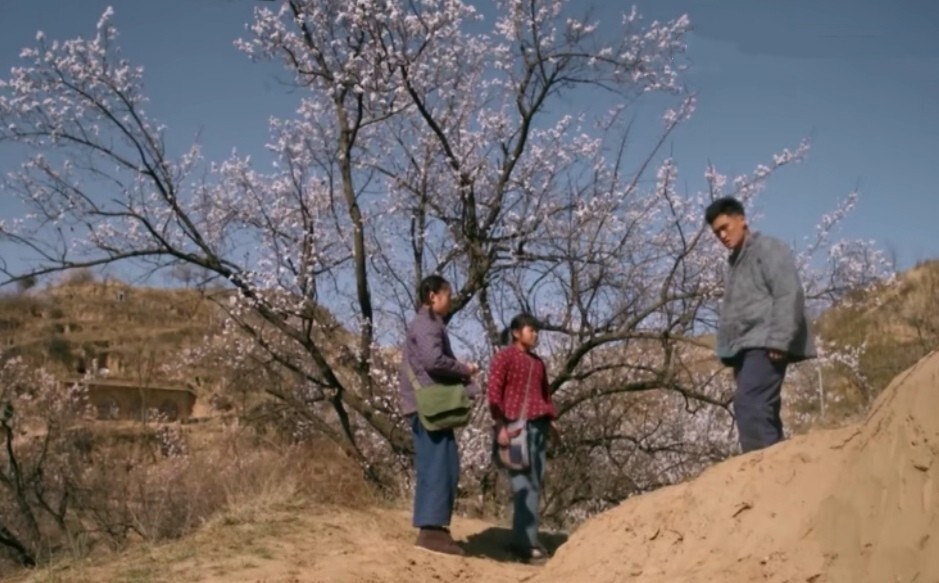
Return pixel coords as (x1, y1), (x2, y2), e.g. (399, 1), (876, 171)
(704, 197), (746, 225)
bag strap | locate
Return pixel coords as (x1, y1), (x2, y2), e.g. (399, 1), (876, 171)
(405, 362), (423, 390)
(519, 355), (534, 422)
(406, 361), (463, 391)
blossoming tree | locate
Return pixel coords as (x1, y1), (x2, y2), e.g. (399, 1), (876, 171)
(0, 1), (888, 517)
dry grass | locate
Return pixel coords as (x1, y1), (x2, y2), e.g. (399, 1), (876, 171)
(13, 496), (312, 583)
(0, 416), (376, 578)
(10, 496), (547, 583)
(814, 260), (939, 415)
(0, 278), (382, 576)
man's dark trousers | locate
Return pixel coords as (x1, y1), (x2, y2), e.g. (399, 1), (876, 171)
(733, 349), (788, 453)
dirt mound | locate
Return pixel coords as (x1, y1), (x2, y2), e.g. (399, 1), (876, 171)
(535, 352), (939, 583)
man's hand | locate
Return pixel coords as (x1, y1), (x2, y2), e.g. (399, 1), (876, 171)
(549, 420), (562, 444)
(767, 349), (786, 362)
(464, 361), (480, 376)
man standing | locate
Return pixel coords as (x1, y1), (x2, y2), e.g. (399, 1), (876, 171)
(706, 197), (816, 453)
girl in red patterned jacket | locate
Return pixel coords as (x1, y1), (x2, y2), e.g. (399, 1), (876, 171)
(487, 313), (560, 564)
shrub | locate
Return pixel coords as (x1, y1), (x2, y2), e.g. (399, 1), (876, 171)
(0, 359), (371, 571)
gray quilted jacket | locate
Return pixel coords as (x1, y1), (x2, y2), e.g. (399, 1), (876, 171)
(716, 231), (817, 365)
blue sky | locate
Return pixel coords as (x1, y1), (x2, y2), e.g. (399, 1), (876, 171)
(1, 0), (937, 273)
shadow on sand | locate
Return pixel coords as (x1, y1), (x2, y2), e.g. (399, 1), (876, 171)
(460, 527), (569, 563)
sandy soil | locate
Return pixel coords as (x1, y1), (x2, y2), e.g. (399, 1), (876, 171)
(534, 351), (939, 583)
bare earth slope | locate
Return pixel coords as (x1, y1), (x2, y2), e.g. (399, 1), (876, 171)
(535, 351), (939, 583)
(12, 503), (544, 583)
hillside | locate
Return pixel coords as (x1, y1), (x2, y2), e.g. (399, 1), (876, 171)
(0, 279), (223, 389)
(815, 259), (939, 413)
(4, 266), (939, 581)
(3, 260), (935, 423)
(12, 350), (939, 583)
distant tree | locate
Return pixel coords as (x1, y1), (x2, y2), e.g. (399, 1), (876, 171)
(0, 360), (82, 567)
(168, 263), (214, 289)
(15, 275), (37, 293)
(60, 269), (95, 287)
(44, 336), (73, 368)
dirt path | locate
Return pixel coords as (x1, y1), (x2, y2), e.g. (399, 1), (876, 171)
(17, 502), (557, 583)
